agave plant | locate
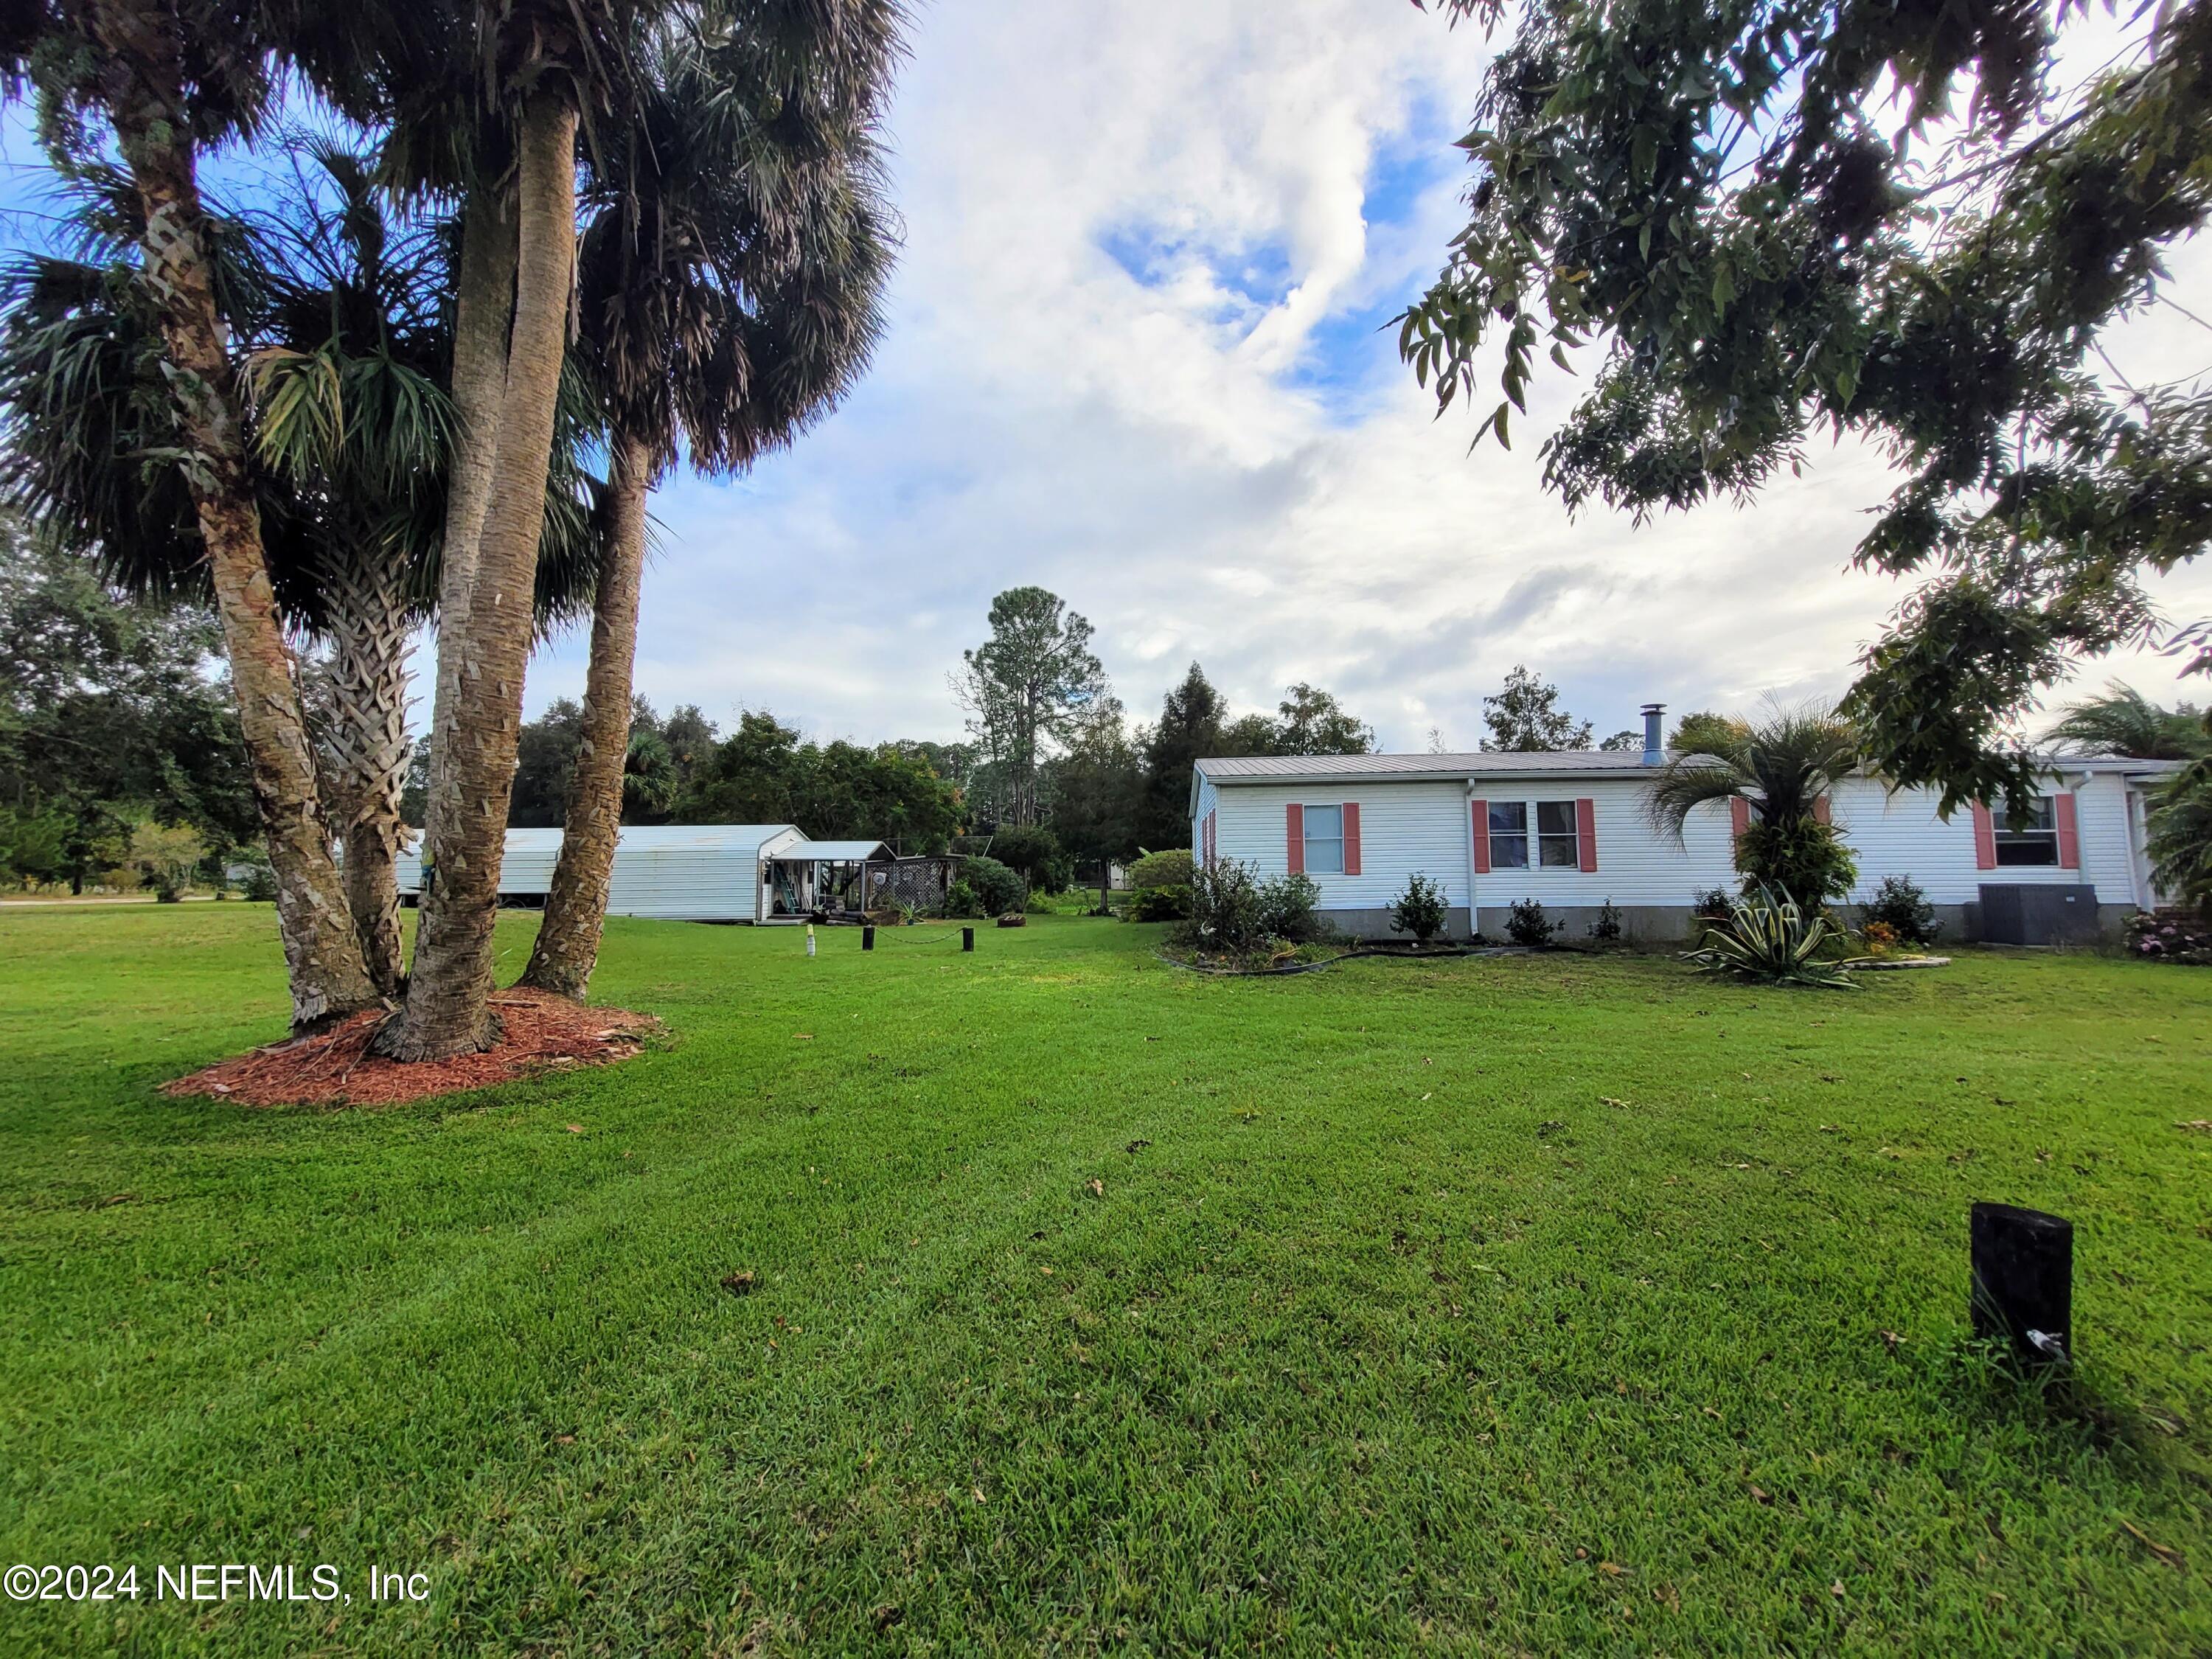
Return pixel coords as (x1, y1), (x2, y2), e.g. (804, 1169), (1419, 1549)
(1683, 883), (1857, 990)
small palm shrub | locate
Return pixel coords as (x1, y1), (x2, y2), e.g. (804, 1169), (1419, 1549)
(1504, 897), (1560, 947)
(1685, 883), (1857, 989)
(1861, 873), (1941, 945)
(1389, 873), (1449, 945)
(1733, 816), (1857, 909)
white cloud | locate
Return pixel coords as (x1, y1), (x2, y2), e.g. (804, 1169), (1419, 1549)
(519, 0), (2212, 751)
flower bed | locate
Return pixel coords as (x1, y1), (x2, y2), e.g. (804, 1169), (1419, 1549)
(2125, 908), (2212, 965)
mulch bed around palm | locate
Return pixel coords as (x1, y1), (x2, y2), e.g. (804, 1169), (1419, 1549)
(162, 988), (661, 1107)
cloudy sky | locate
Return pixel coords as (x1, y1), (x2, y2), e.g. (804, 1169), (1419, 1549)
(8, 1), (2209, 753)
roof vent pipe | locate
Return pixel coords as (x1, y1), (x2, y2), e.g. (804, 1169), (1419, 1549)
(1641, 703), (1666, 766)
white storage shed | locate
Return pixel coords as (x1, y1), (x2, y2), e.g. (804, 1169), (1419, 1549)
(396, 824), (801, 923)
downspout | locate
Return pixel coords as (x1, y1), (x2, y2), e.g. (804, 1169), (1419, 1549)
(1463, 776), (1479, 940)
(2119, 776), (2149, 910)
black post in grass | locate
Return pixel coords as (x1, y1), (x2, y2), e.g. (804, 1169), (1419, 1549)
(1970, 1202), (2073, 1368)
(863, 925), (875, 951)
(961, 927), (975, 953)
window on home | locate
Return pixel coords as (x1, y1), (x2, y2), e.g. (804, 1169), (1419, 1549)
(1303, 804), (1344, 875)
(1537, 800), (1580, 867)
(1995, 796), (2059, 866)
(1488, 801), (1529, 869)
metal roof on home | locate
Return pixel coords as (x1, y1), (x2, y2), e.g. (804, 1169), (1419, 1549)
(771, 839), (895, 861)
(1196, 751), (1666, 783)
(1193, 750), (2185, 789)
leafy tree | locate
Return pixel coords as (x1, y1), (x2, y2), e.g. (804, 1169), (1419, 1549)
(0, 526), (255, 891)
(953, 586), (1111, 828)
(2046, 684), (2210, 760)
(1644, 705), (1861, 906)
(671, 710), (961, 852)
(128, 818), (204, 901)
(1272, 683), (1376, 755)
(1135, 662), (1225, 853)
(1669, 711), (1739, 759)
(1403, 0), (2212, 814)
(1048, 716), (1144, 912)
(509, 700), (588, 828)
(1481, 665), (1593, 751)
(984, 824), (1074, 895)
(1597, 729), (1642, 752)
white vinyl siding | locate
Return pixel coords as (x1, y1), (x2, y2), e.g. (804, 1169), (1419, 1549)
(1202, 766), (2155, 914)
(1212, 783), (1470, 909)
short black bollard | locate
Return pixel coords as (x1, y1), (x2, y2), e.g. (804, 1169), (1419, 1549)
(961, 926), (975, 953)
(862, 924), (875, 951)
(1970, 1201), (2073, 1368)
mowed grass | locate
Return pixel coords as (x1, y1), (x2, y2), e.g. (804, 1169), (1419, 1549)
(0, 906), (2207, 1656)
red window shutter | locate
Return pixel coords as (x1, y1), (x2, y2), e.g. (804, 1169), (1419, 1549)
(1286, 803), (1304, 875)
(1341, 802), (1361, 875)
(1576, 797), (1598, 873)
(1730, 797), (1750, 838)
(2055, 791), (2080, 869)
(1812, 794), (1832, 824)
(1470, 799), (1490, 874)
(1971, 803), (1997, 869)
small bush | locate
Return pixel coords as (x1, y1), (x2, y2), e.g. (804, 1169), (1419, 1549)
(1691, 886), (1733, 919)
(1861, 873), (1941, 945)
(1588, 897), (1624, 943)
(1260, 872), (1329, 943)
(958, 855), (1024, 917)
(1126, 884), (1191, 922)
(1179, 860), (1272, 956)
(1130, 849), (1194, 890)
(1685, 883), (1856, 989)
(1504, 898), (1560, 947)
(943, 880), (982, 917)
(1389, 873), (1449, 945)
(1734, 817), (1857, 909)
(240, 859), (278, 902)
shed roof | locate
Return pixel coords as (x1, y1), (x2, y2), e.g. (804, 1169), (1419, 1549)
(773, 839), (894, 861)
(487, 824), (800, 855)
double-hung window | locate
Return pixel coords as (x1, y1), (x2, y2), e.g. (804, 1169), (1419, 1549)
(1487, 801), (1529, 868)
(1537, 801), (1581, 867)
(1995, 796), (2059, 866)
(1302, 804), (1345, 874)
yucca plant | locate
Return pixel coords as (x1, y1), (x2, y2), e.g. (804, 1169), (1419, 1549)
(1684, 883), (1858, 990)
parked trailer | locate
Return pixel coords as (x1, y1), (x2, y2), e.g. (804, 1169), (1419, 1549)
(395, 824), (802, 923)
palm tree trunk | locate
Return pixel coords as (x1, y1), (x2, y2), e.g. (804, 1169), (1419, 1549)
(416, 187), (518, 889)
(91, 0), (378, 1029)
(380, 93), (579, 1061)
(521, 434), (650, 998)
(318, 547), (413, 998)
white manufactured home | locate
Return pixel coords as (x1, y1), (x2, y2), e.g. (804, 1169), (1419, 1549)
(1192, 714), (2179, 944)
(396, 824), (803, 923)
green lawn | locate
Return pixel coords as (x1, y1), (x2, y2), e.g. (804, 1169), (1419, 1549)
(1, 906), (2206, 1655)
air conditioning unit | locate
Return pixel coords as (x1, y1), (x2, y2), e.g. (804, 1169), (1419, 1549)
(1978, 883), (2098, 946)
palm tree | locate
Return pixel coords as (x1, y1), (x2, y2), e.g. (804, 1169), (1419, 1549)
(379, 0), (665, 1060)
(520, 7), (900, 998)
(1644, 703), (1863, 907)
(7, 0), (381, 1027)
(1, 156), (604, 995)
(2046, 683), (2210, 761)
